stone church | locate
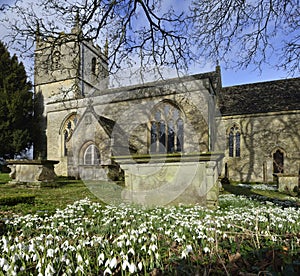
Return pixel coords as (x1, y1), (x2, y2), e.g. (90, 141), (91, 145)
(34, 27), (300, 205)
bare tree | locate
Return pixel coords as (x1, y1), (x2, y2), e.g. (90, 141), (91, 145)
(1, 0), (192, 75)
(1, 0), (299, 76)
(190, 0), (299, 75)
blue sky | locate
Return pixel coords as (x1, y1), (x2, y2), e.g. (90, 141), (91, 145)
(0, 0), (298, 87)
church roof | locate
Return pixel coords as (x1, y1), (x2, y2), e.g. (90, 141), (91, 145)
(219, 77), (300, 116)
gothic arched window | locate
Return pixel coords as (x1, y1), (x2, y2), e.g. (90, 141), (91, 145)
(61, 114), (78, 156)
(150, 102), (184, 154)
(228, 125), (241, 157)
(84, 144), (100, 165)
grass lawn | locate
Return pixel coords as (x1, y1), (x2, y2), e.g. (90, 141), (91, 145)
(0, 173), (11, 185)
(0, 173), (299, 215)
(0, 174), (102, 215)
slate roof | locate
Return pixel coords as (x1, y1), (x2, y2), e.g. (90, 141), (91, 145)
(219, 77), (300, 116)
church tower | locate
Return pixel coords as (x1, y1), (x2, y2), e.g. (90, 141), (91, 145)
(34, 21), (108, 159)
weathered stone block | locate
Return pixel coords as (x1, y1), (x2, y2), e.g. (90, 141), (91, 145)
(115, 152), (223, 207)
(7, 160), (59, 187)
(277, 174), (299, 192)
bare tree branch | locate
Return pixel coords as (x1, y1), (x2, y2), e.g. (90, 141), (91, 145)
(1, 0), (299, 77)
(190, 0), (299, 75)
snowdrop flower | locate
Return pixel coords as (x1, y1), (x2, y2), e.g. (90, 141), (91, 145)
(98, 253), (105, 266)
(128, 248), (135, 256)
(203, 247), (210, 253)
(122, 260), (129, 271)
(0, 258), (8, 270)
(207, 237), (215, 243)
(104, 267), (112, 275)
(2, 236), (8, 253)
(45, 263), (55, 276)
(128, 262), (136, 273)
(165, 230), (171, 235)
(125, 239), (131, 246)
(186, 244), (193, 253)
(76, 253), (83, 263)
(138, 261), (143, 271)
(47, 248), (54, 258)
(181, 244), (193, 259)
(149, 244), (157, 252)
(28, 241), (35, 253)
(117, 241), (123, 247)
(75, 265), (84, 274)
(109, 257), (117, 269)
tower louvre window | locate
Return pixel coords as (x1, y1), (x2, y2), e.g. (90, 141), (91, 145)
(52, 51), (61, 70)
(91, 57), (97, 75)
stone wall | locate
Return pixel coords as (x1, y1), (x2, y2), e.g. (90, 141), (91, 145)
(220, 111), (300, 183)
(46, 74), (219, 178)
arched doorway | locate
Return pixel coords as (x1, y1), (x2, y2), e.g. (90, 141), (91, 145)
(273, 149), (284, 174)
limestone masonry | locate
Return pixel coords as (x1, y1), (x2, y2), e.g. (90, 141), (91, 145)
(34, 27), (300, 205)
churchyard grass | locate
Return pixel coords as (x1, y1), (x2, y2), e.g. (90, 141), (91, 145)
(0, 175), (101, 215)
(0, 175), (300, 274)
(0, 173), (11, 185)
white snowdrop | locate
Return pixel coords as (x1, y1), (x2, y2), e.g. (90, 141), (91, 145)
(128, 262), (136, 273)
(203, 247), (210, 253)
(122, 260), (129, 271)
(46, 248), (54, 258)
(109, 257), (117, 269)
(76, 253), (83, 263)
(138, 261), (143, 271)
(45, 263), (56, 276)
(128, 247), (135, 256)
(103, 267), (112, 275)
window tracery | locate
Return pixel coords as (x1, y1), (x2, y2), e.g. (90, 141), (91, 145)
(150, 102), (184, 153)
(228, 125), (240, 157)
(84, 144), (100, 165)
(62, 114), (78, 156)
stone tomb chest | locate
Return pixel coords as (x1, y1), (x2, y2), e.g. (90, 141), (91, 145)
(115, 152), (223, 208)
(7, 160), (59, 187)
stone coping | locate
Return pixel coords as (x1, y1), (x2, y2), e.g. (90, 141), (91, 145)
(114, 152), (224, 164)
(7, 160), (59, 165)
(275, 173), (299, 177)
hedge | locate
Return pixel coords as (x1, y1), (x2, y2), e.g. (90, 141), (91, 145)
(0, 195), (35, 206)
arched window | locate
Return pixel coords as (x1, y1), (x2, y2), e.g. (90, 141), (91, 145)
(84, 144), (100, 165)
(91, 57), (97, 75)
(61, 114), (78, 156)
(228, 125), (240, 157)
(150, 102), (184, 153)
